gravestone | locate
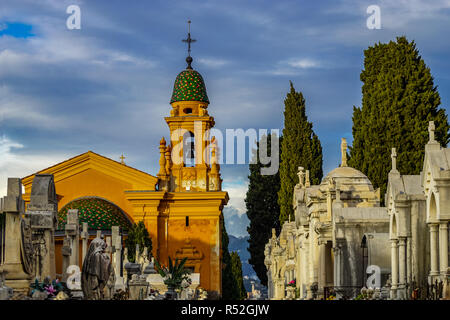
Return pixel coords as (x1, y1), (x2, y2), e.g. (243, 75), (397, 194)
(61, 237), (71, 282)
(1, 178), (33, 294)
(26, 174), (58, 281)
(65, 209), (79, 268)
(111, 226), (124, 291)
(80, 222), (88, 263)
(122, 247), (129, 281)
(128, 274), (148, 300)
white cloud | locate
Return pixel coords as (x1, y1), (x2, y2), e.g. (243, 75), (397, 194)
(0, 135), (69, 197)
(287, 58), (320, 69)
(222, 179), (248, 215)
(197, 58), (229, 68)
(0, 85), (72, 129)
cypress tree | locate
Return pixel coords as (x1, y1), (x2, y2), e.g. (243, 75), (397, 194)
(230, 251), (247, 300)
(278, 82), (323, 225)
(349, 36), (449, 202)
(222, 223), (239, 299)
(245, 133), (281, 286)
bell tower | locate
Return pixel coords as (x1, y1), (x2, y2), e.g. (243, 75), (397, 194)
(158, 22), (222, 192)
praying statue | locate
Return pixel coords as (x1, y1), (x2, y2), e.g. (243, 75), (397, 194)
(81, 237), (112, 300)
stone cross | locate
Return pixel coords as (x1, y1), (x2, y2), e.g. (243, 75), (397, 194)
(297, 167), (305, 187)
(142, 247), (149, 267)
(111, 226), (119, 266)
(135, 244), (140, 265)
(428, 121), (436, 143)
(61, 237), (72, 282)
(66, 209), (80, 267)
(341, 138), (348, 167)
(391, 148), (398, 172)
(1, 178), (33, 293)
(123, 247), (129, 280)
(111, 226), (124, 291)
(80, 222), (88, 263)
(106, 236), (112, 256)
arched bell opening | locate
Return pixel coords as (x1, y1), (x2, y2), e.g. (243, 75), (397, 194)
(183, 131), (196, 167)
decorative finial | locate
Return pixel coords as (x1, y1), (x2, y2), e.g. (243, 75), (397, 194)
(120, 154), (126, 165)
(182, 20), (196, 70)
(391, 148), (398, 173)
(341, 138), (348, 167)
(428, 121), (436, 143)
(305, 170), (310, 187)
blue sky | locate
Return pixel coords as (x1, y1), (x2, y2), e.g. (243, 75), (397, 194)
(1, 0), (450, 237)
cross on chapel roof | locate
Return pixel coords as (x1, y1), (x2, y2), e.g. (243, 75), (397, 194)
(182, 20), (197, 70)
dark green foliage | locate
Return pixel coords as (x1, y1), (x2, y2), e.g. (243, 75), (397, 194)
(230, 251), (247, 300)
(349, 36), (450, 202)
(222, 222), (240, 299)
(278, 82), (323, 225)
(245, 133), (281, 286)
(154, 256), (190, 289)
(125, 221), (152, 263)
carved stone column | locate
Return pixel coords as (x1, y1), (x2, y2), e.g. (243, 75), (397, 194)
(439, 222), (448, 278)
(398, 237), (406, 299)
(318, 240), (327, 295)
(390, 239), (398, 299)
(429, 223), (439, 277)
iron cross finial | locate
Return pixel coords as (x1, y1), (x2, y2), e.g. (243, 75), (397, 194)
(182, 20), (196, 69)
(120, 154), (126, 165)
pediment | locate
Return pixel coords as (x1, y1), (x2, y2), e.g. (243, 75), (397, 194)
(22, 151), (158, 192)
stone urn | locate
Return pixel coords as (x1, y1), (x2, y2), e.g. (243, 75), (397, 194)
(165, 284), (177, 300)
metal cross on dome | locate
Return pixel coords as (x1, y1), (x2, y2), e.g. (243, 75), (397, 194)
(182, 20), (196, 69)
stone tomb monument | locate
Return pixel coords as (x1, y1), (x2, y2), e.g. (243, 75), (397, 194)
(25, 174), (58, 281)
(0, 178), (34, 294)
(65, 209), (80, 268)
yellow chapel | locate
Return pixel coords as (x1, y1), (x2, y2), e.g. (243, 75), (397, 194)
(21, 50), (229, 296)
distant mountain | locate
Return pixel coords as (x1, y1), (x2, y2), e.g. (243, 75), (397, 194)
(227, 235), (257, 281)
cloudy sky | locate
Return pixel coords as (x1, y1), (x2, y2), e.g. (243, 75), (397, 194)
(1, 0), (450, 237)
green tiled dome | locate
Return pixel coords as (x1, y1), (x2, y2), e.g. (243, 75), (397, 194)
(58, 197), (132, 231)
(170, 69), (209, 104)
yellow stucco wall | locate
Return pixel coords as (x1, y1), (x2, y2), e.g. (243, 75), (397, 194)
(21, 151), (228, 295)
